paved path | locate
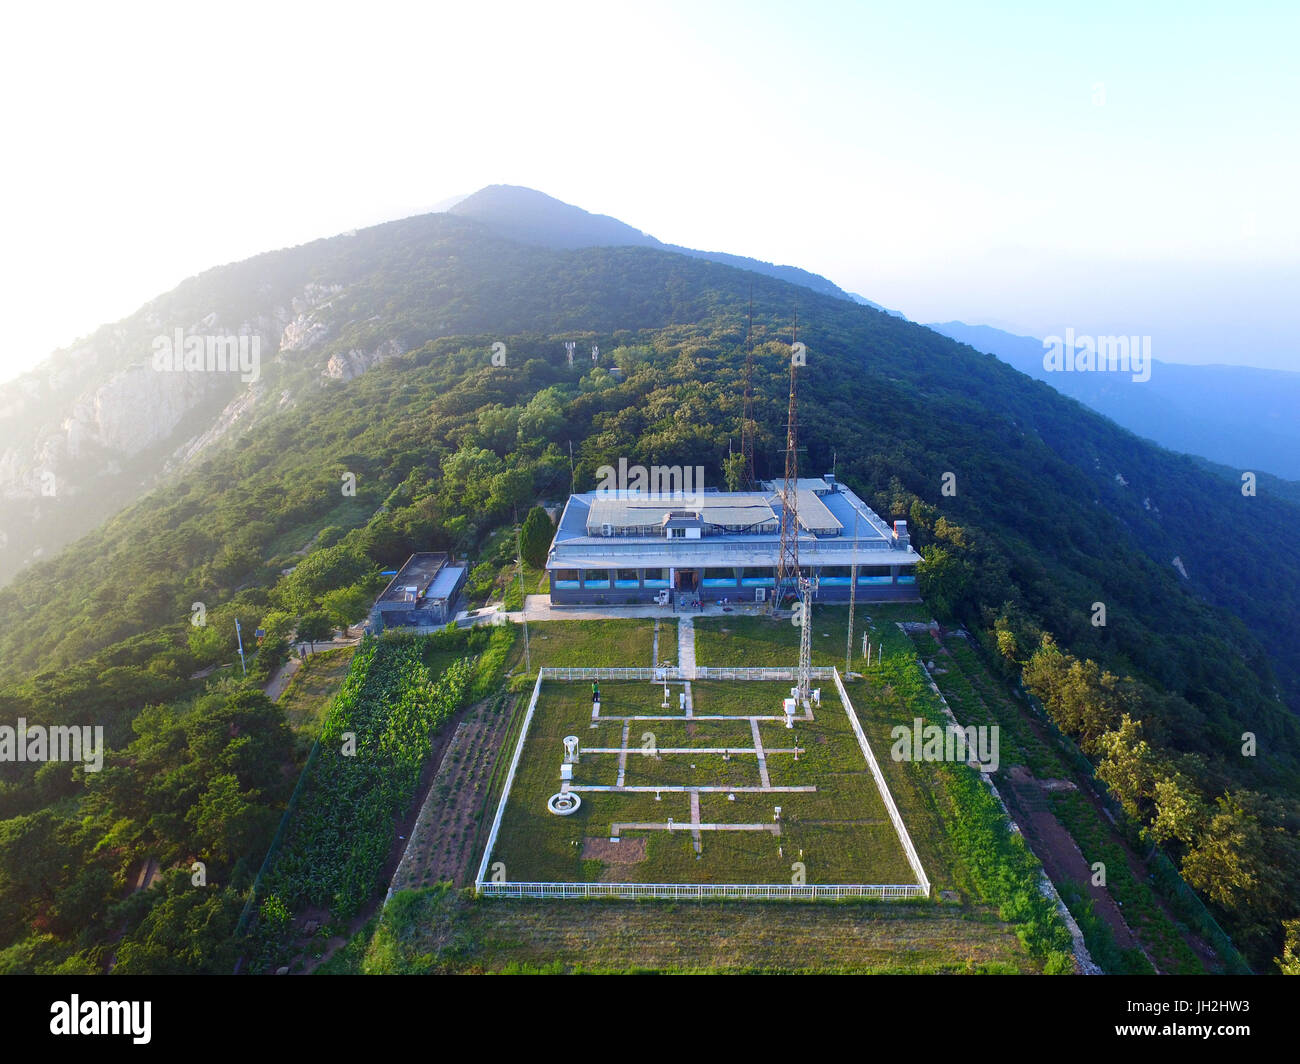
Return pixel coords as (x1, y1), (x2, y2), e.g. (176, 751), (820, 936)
(615, 722), (630, 787)
(583, 746), (805, 755)
(469, 595), (776, 625)
(613, 820), (781, 835)
(573, 784), (816, 793)
(751, 718), (772, 788)
(678, 617), (697, 679)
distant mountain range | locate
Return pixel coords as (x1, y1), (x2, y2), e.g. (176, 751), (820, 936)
(929, 321), (1300, 480)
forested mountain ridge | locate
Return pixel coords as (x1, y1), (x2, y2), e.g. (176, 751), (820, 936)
(0, 197), (1298, 971)
(0, 191), (877, 591)
(930, 320), (1300, 480)
(450, 184), (863, 300)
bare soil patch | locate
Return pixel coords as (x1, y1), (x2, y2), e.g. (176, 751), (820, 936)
(581, 836), (647, 863)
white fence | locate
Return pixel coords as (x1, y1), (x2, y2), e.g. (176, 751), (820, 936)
(475, 666), (931, 900)
(479, 881), (927, 900)
(539, 666), (840, 682)
(830, 668), (932, 897)
(474, 670), (545, 888)
(695, 666), (836, 681)
(540, 667), (676, 681)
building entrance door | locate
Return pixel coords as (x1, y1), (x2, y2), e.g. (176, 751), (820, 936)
(675, 569), (699, 591)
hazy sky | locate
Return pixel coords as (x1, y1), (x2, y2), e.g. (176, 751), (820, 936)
(2, 0), (1296, 384)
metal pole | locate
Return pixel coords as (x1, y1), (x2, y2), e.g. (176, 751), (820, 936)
(235, 619), (247, 676)
(846, 510), (858, 678)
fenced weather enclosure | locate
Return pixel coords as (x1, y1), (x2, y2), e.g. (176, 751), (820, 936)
(476, 667), (929, 899)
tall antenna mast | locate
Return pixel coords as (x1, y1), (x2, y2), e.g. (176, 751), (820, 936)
(741, 285), (756, 490)
(774, 304), (810, 700)
(776, 305), (801, 606)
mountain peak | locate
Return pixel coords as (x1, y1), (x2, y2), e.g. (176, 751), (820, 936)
(449, 185), (661, 250)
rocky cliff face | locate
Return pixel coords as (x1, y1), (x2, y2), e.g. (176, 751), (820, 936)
(324, 337), (404, 381)
(0, 277), (411, 585)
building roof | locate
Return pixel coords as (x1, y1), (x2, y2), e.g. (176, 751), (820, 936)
(426, 565), (466, 601)
(585, 493), (778, 534)
(375, 552), (452, 607)
(769, 484), (841, 534)
(550, 479), (918, 568)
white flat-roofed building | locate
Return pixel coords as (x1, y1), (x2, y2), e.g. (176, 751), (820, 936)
(545, 474), (920, 605)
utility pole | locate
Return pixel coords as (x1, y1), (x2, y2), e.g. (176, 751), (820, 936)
(516, 522), (531, 673)
(846, 510), (858, 679)
(235, 618), (247, 676)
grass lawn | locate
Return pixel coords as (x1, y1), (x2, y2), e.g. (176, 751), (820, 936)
(342, 883), (1034, 973)
(511, 618), (668, 671)
(277, 646), (357, 747)
(488, 678), (916, 885)
(316, 601), (1074, 975)
(501, 560), (548, 610)
(695, 603), (929, 669)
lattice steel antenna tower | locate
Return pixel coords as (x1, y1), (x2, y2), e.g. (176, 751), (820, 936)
(741, 286), (756, 491)
(775, 308), (801, 608)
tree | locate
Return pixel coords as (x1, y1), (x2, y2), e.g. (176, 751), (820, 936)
(519, 506), (553, 568)
(278, 544), (371, 613)
(297, 611), (334, 645)
(473, 404), (521, 455)
(259, 609), (296, 643)
(1149, 767), (1208, 848)
(187, 773), (267, 867)
(320, 585), (371, 637)
(516, 386), (566, 442)
(723, 452), (746, 492)
(111, 871), (242, 975)
(1180, 794), (1265, 910)
(1095, 715), (1157, 822)
(1277, 919), (1300, 975)
(917, 544), (972, 620)
(187, 621), (230, 666)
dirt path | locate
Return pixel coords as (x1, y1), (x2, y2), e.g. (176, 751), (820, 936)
(935, 629), (1222, 973)
(1000, 766), (1141, 954)
(390, 693), (519, 891)
(264, 637), (362, 702)
(1010, 697), (1220, 971)
(915, 629), (1149, 967)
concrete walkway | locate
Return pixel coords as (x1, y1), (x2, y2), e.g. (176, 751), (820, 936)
(470, 595), (776, 625)
(678, 617), (697, 679)
(750, 718), (771, 788)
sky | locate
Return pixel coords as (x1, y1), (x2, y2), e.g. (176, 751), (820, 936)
(1, 0), (1297, 384)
